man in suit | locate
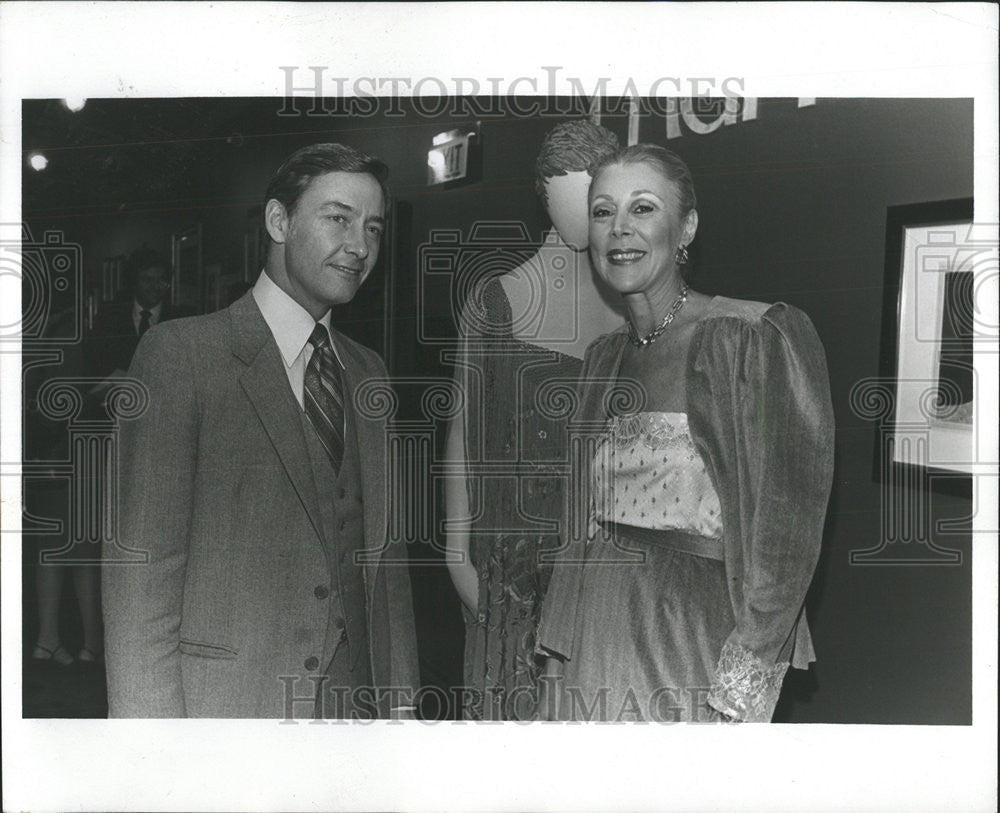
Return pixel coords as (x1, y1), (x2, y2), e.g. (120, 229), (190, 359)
(88, 248), (187, 381)
(103, 143), (419, 718)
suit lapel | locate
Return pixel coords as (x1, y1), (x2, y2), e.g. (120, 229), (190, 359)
(230, 293), (326, 545)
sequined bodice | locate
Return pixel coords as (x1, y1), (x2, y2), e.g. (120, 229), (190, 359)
(591, 412), (723, 538)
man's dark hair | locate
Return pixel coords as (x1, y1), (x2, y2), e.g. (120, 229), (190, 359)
(125, 247), (168, 291)
(264, 142), (390, 216)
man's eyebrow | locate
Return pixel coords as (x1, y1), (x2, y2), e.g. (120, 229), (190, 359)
(317, 201), (385, 223)
(317, 200), (355, 212)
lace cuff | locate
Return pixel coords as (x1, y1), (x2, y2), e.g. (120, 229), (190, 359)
(707, 641), (789, 722)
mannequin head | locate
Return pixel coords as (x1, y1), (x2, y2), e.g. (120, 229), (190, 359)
(535, 119), (619, 251)
(542, 170), (592, 249)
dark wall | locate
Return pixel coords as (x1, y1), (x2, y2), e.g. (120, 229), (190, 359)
(22, 97), (973, 722)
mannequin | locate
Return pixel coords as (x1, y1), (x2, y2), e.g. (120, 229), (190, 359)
(445, 120), (622, 719)
(499, 170), (623, 360)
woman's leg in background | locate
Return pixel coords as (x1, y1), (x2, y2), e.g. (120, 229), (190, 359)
(33, 563), (73, 663)
(73, 565), (103, 658)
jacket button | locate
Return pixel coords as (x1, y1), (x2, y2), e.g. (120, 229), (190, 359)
(304, 656), (319, 671)
(314, 585), (329, 600)
(339, 487), (347, 499)
(334, 617), (345, 631)
(338, 519), (347, 531)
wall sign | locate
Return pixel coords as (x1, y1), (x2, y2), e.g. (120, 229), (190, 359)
(623, 97), (817, 144)
(427, 124), (481, 186)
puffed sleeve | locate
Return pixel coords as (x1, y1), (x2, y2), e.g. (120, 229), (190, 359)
(688, 303), (834, 722)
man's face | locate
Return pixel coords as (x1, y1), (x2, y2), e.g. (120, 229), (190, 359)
(272, 170), (385, 318)
(134, 265), (170, 309)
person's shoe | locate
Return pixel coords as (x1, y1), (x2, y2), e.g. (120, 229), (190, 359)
(77, 647), (104, 664)
(31, 644), (74, 666)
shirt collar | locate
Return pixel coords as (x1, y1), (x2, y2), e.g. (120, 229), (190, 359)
(133, 300), (163, 320)
(252, 271), (345, 370)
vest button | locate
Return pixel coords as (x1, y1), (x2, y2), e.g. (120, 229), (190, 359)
(304, 656), (319, 671)
(334, 617), (345, 630)
(339, 487), (347, 499)
(314, 585), (329, 600)
(339, 519), (347, 531)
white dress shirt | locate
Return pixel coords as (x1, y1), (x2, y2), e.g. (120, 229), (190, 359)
(132, 300), (163, 334)
(252, 271), (346, 409)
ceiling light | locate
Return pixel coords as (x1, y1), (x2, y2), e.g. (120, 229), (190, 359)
(63, 96), (87, 113)
(29, 153), (48, 171)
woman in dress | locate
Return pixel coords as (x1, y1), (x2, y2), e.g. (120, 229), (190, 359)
(536, 144), (835, 722)
(25, 306), (105, 668)
(445, 119), (622, 720)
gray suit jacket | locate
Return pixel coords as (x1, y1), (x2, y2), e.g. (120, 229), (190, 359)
(103, 292), (419, 717)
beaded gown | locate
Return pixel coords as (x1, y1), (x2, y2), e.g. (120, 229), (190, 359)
(458, 277), (582, 720)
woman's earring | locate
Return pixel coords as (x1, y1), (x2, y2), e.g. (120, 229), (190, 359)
(675, 245), (690, 265)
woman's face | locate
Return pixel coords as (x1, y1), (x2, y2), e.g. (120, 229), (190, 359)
(588, 161), (696, 297)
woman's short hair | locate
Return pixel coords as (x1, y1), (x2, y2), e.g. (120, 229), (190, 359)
(590, 143), (697, 215)
(534, 119), (620, 204)
(264, 142), (390, 216)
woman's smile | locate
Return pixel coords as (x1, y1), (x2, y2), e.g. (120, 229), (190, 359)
(606, 248), (647, 264)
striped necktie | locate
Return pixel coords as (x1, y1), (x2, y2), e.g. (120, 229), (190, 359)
(304, 324), (345, 472)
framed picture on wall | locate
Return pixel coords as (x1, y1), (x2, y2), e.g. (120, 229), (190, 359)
(171, 223), (203, 311)
(203, 262), (222, 313)
(101, 255), (125, 302)
(874, 198), (980, 496)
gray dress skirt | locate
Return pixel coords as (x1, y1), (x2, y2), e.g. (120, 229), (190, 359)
(550, 412), (734, 722)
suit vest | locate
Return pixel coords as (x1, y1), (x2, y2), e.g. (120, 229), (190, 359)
(299, 397), (370, 689)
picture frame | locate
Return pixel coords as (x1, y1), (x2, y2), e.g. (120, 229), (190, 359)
(170, 223), (203, 311)
(874, 198), (977, 498)
(100, 255), (125, 302)
(203, 262), (222, 314)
